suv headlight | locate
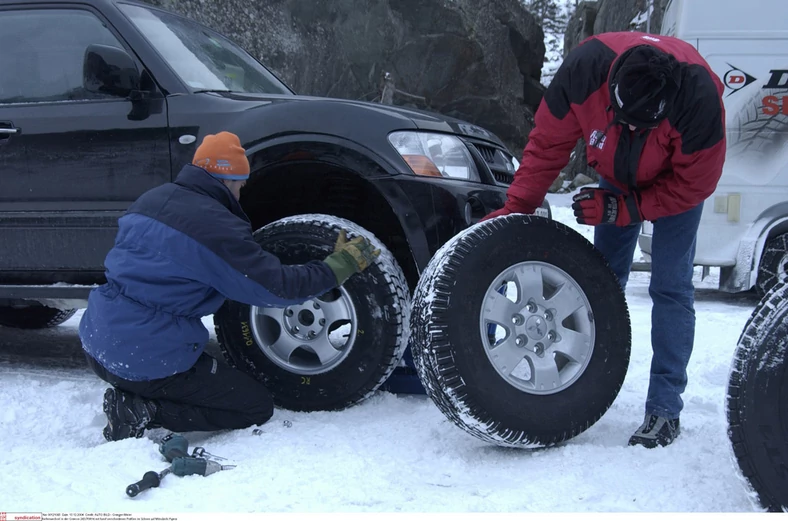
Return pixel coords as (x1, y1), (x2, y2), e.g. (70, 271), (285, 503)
(388, 131), (480, 182)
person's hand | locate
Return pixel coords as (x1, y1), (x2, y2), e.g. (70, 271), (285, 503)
(480, 195), (536, 222)
(571, 188), (643, 227)
(323, 230), (381, 285)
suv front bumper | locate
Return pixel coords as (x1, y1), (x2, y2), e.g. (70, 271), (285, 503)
(372, 174), (551, 275)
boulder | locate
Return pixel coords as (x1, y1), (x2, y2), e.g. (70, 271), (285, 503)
(142, 0), (547, 155)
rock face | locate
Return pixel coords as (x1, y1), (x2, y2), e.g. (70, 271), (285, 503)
(557, 0), (669, 188)
(142, 0), (546, 154)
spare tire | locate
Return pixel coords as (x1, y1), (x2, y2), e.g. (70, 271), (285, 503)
(215, 214), (410, 412)
(0, 305), (77, 329)
(410, 214), (631, 448)
(726, 280), (788, 512)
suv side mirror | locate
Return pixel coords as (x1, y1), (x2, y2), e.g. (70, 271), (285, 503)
(83, 44), (141, 97)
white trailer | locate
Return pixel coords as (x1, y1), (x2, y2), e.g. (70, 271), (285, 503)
(638, 0), (788, 295)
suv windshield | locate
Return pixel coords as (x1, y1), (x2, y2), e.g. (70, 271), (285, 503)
(119, 3), (292, 95)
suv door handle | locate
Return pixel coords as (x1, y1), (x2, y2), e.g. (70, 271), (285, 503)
(0, 122), (19, 139)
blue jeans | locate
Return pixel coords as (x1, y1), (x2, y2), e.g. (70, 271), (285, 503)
(594, 179), (703, 419)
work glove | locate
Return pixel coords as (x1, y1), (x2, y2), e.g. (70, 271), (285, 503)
(571, 187), (643, 227)
(323, 230), (380, 285)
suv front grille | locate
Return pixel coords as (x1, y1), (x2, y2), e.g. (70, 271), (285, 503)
(492, 171), (514, 184)
(475, 144), (497, 163)
(470, 143), (516, 186)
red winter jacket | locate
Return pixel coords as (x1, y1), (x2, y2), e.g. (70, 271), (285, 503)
(501, 32), (726, 221)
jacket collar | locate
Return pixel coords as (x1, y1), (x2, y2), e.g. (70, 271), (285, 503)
(174, 164), (250, 223)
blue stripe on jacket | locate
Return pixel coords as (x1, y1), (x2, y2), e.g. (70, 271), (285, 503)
(79, 165), (337, 381)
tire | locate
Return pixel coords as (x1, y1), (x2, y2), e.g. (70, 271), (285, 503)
(726, 280), (788, 513)
(214, 214), (410, 412)
(410, 214), (631, 448)
(0, 305), (77, 329)
(756, 233), (788, 298)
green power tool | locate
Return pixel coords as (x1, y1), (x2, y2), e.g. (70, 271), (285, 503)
(126, 434), (235, 497)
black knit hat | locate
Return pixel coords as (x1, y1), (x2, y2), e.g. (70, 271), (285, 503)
(609, 44), (682, 128)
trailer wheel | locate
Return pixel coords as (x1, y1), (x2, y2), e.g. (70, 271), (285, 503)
(410, 214), (631, 448)
(215, 214), (410, 412)
(756, 232), (788, 298)
(727, 280), (788, 512)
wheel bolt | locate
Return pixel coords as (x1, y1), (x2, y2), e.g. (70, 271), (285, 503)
(511, 314), (524, 326)
(535, 343), (545, 356)
(313, 302), (320, 310)
(291, 326), (299, 334)
(285, 309), (294, 317)
(515, 335), (527, 347)
(544, 310), (553, 321)
(526, 303), (537, 313)
(547, 331), (556, 342)
(307, 331), (316, 339)
(319, 318), (326, 326)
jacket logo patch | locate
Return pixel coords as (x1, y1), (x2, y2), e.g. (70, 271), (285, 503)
(589, 130), (607, 150)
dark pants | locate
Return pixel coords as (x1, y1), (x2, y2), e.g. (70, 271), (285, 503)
(85, 351), (274, 432)
(594, 179), (703, 420)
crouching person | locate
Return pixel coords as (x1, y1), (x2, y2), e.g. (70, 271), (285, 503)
(79, 131), (379, 442)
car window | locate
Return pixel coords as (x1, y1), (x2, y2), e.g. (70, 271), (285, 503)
(118, 3), (292, 95)
(0, 9), (126, 104)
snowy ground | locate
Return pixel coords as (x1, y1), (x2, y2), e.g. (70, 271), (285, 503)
(0, 193), (764, 513)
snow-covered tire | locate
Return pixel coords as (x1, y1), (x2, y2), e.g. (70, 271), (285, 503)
(0, 305), (77, 329)
(410, 214), (631, 448)
(756, 233), (788, 298)
(726, 280), (788, 512)
(214, 214), (410, 412)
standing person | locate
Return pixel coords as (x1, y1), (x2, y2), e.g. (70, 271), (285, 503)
(80, 131), (379, 442)
(482, 32), (726, 448)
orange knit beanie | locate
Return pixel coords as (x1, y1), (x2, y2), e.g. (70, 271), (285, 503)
(192, 132), (250, 180)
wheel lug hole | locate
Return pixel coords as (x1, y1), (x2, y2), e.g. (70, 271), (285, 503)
(292, 326), (299, 334)
(319, 318), (326, 326)
(313, 302), (320, 310)
(285, 309), (294, 317)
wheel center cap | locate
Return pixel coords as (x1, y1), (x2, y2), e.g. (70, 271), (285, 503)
(526, 315), (547, 340)
(284, 302), (326, 340)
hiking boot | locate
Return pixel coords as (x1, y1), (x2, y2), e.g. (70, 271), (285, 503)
(628, 414), (680, 448)
(102, 387), (158, 442)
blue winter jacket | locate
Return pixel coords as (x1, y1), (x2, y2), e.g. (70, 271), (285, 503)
(79, 164), (337, 381)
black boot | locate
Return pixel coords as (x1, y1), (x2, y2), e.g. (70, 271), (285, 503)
(102, 387), (158, 442)
(628, 414), (680, 448)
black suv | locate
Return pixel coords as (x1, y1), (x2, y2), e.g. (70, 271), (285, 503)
(0, 0), (549, 408)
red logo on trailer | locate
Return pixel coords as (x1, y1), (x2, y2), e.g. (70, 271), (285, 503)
(723, 63), (757, 96)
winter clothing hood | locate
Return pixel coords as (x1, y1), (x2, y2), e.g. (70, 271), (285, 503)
(79, 164), (336, 381)
(192, 131), (250, 180)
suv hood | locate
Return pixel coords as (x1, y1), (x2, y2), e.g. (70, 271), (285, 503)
(214, 91), (508, 149)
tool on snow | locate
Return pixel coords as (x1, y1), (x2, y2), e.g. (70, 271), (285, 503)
(125, 433), (235, 497)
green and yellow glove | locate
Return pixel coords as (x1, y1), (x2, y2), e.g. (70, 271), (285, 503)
(323, 229), (381, 285)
